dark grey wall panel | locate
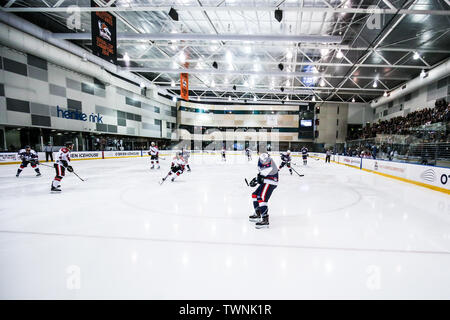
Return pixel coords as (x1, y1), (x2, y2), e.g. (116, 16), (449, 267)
(6, 98), (30, 113)
(117, 118), (126, 126)
(28, 66), (48, 82)
(31, 114), (51, 127)
(154, 106), (160, 113)
(81, 83), (95, 95)
(30, 102), (50, 116)
(49, 84), (67, 97)
(96, 123), (107, 132)
(134, 114), (142, 122)
(126, 112), (134, 120)
(126, 97), (141, 108)
(126, 127), (135, 135)
(94, 78), (106, 90)
(3, 58), (28, 76)
(107, 125), (117, 133)
(0, 83), (4, 96)
(67, 99), (82, 111)
(27, 54), (47, 70)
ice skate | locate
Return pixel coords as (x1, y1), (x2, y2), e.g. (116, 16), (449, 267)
(249, 211), (261, 222)
(255, 216), (269, 229)
(51, 186), (61, 192)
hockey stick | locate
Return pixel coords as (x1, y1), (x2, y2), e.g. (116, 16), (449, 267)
(159, 172), (171, 185)
(71, 170), (86, 182)
(290, 166), (304, 177)
(38, 162), (54, 168)
(244, 178), (249, 186)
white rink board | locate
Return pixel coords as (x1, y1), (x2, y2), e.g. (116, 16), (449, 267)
(361, 158), (450, 191)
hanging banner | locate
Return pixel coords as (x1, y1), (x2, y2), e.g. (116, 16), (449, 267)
(180, 73), (189, 100)
(91, 0), (117, 64)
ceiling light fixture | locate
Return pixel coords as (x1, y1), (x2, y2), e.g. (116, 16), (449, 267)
(336, 50), (343, 59)
(123, 52), (130, 63)
(420, 69), (426, 78)
(413, 52), (420, 60)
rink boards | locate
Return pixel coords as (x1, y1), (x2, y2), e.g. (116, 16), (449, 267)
(310, 152), (450, 194)
(1, 150), (449, 193)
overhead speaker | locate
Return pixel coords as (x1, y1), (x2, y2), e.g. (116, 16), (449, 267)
(280, 87), (284, 92)
(233, 85), (236, 90)
(278, 63), (284, 71)
(275, 9), (283, 23)
(168, 7), (179, 21)
(212, 61), (218, 69)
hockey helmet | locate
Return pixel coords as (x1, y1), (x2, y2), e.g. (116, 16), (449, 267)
(287, 150), (291, 154)
(259, 152), (270, 164)
(65, 141), (74, 149)
(151, 142), (155, 146)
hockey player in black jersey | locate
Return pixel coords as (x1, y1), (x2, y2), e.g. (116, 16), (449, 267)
(16, 146), (41, 177)
(245, 148), (252, 161)
(301, 146), (309, 165)
(248, 153), (279, 229)
(279, 150), (293, 175)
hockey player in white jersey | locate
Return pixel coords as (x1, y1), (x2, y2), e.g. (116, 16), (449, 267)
(149, 142), (160, 169)
(51, 141), (74, 192)
(16, 146), (41, 177)
(182, 148), (191, 172)
(248, 153), (279, 229)
(279, 150), (293, 175)
(160, 152), (186, 183)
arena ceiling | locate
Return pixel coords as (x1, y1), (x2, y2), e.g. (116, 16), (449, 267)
(1, 0), (450, 104)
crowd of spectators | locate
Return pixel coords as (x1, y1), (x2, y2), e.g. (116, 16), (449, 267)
(351, 99), (449, 140)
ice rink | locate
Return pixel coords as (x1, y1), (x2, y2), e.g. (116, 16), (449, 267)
(0, 154), (449, 299)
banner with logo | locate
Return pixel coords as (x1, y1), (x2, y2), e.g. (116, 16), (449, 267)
(91, 0), (117, 64)
(0, 153), (19, 162)
(180, 73), (189, 100)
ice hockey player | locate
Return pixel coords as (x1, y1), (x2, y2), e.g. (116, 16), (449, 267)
(248, 153), (279, 229)
(16, 146), (41, 177)
(161, 152), (186, 183)
(182, 148), (191, 172)
(221, 147), (226, 161)
(279, 150), (293, 175)
(325, 149), (332, 163)
(51, 141), (74, 192)
(301, 146), (309, 165)
(245, 148), (252, 161)
(149, 142), (160, 169)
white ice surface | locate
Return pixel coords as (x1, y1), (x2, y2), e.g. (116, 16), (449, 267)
(0, 154), (449, 299)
